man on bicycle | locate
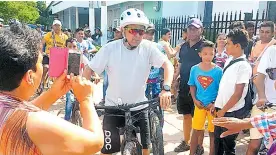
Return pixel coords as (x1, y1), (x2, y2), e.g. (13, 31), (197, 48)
(40, 20), (68, 93)
(83, 8), (174, 155)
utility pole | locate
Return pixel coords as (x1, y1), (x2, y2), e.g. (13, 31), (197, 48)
(89, 1), (95, 32)
(101, 1), (108, 45)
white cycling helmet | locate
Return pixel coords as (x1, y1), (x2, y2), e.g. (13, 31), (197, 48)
(120, 8), (149, 28)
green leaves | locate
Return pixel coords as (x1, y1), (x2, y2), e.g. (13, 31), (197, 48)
(36, 1), (51, 26)
(0, 1), (39, 24)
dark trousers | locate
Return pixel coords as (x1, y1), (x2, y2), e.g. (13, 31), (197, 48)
(214, 108), (244, 155)
(214, 126), (239, 155)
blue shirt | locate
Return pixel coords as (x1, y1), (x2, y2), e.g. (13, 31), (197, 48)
(188, 64), (223, 106)
(148, 67), (160, 80)
(148, 43), (165, 80)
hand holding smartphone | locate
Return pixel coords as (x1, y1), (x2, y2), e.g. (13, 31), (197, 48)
(49, 48), (82, 77)
(49, 47), (69, 77)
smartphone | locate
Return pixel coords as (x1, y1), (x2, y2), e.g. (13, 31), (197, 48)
(49, 47), (69, 77)
(68, 50), (81, 76)
(266, 68), (276, 80)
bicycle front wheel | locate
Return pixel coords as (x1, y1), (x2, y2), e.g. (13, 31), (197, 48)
(71, 101), (83, 127)
(150, 111), (164, 155)
(72, 110), (83, 127)
(122, 141), (139, 155)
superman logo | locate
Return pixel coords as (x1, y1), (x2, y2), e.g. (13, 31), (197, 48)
(197, 75), (214, 90)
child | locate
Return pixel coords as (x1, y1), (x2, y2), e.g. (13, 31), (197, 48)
(188, 41), (223, 155)
(214, 29), (252, 155)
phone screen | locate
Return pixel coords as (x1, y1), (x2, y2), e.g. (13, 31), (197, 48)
(68, 50), (81, 76)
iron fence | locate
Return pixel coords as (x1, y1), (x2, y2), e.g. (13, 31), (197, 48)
(150, 10), (268, 47)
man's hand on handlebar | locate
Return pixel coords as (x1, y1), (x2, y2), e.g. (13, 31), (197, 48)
(256, 98), (268, 110)
(159, 90), (172, 110)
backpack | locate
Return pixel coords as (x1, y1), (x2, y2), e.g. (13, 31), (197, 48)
(223, 58), (254, 116)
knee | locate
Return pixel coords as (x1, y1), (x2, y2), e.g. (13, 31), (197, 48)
(192, 129), (201, 135)
(247, 140), (261, 154)
(43, 66), (49, 72)
(43, 64), (49, 68)
(183, 114), (192, 120)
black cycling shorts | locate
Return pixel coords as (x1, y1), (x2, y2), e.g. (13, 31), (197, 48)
(101, 109), (150, 154)
(42, 55), (49, 65)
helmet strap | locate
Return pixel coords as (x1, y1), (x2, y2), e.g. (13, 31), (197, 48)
(124, 38), (137, 50)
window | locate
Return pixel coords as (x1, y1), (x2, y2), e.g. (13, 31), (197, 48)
(113, 19), (119, 28)
(108, 7), (120, 27)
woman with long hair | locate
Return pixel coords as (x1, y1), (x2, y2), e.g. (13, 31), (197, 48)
(214, 33), (228, 68)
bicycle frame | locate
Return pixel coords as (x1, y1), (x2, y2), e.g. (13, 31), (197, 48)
(119, 110), (143, 155)
(95, 98), (160, 155)
(259, 102), (276, 110)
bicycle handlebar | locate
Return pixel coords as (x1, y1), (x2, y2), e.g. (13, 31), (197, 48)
(265, 102), (276, 108)
(95, 98), (159, 111)
(257, 102), (276, 109)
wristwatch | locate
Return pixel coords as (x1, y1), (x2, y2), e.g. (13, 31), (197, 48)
(162, 85), (171, 92)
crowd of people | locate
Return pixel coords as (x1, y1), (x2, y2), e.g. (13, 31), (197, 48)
(0, 7), (276, 155)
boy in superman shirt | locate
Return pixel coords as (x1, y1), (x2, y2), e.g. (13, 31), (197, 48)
(188, 41), (223, 155)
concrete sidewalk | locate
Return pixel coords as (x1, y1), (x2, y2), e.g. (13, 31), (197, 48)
(49, 82), (249, 155)
(162, 105), (249, 155)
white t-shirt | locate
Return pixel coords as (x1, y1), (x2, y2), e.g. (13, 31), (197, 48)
(88, 39), (167, 111)
(255, 45), (276, 104)
(215, 55), (252, 112)
(77, 40), (95, 52)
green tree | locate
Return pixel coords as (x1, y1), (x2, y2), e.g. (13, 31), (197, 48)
(36, 1), (52, 26)
(0, 1), (39, 24)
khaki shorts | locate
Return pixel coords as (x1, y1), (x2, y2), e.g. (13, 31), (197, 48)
(250, 105), (275, 139)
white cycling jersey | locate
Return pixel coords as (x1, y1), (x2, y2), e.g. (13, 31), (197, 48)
(88, 39), (167, 111)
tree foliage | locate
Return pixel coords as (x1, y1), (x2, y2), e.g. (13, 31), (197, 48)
(0, 1), (39, 24)
(36, 1), (52, 26)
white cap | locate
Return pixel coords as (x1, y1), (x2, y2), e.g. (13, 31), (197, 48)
(52, 20), (62, 26)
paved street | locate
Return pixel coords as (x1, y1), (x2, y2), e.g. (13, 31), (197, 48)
(49, 81), (249, 155)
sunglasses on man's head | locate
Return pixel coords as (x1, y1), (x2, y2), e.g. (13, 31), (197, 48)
(124, 27), (145, 36)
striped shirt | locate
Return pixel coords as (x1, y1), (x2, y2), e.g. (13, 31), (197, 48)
(0, 93), (42, 155)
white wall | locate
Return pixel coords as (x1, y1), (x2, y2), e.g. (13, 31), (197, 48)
(107, 1), (127, 6)
(52, 1), (89, 14)
(197, 1), (205, 18)
(162, 1), (200, 17)
(212, 1), (261, 19)
(52, 0), (128, 14)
